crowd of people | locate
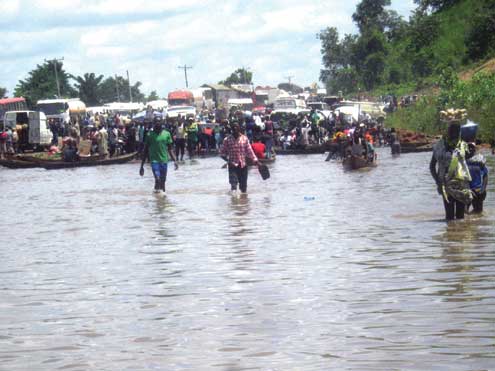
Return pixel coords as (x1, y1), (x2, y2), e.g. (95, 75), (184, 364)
(1, 103), (491, 219)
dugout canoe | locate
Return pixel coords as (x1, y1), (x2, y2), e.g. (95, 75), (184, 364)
(0, 158), (41, 169)
(342, 155), (377, 170)
(1, 152), (137, 170)
(273, 144), (328, 155)
(400, 144), (433, 153)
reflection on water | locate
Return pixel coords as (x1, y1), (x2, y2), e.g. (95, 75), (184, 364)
(0, 149), (494, 371)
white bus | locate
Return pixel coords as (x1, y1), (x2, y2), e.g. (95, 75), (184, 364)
(37, 98), (86, 124)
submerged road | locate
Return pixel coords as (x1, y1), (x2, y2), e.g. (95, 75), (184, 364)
(1, 148), (494, 370)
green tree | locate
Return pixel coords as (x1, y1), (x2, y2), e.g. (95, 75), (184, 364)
(0, 87), (7, 98)
(362, 52), (387, 90)
(318, 27), (359, 93)
(381, 10), (408, 42)
(98, 76), (145, 103)
(219, 68), (253, 86)
(73, 73), (104, 106)
(402, 10), (440, 78)
(147, 90), (160, 101)
(352, 28), (388, 90)
(325, 68), (359, 95)
(129, 81), (146, 103)
(414, 0), (461, 13)
(14, 60), (77, 105)
(406, 10), (440, 52)
(466, 0), (495, 61)
(387, 64), (403, 84)
(318, 28), (357, 81)
(352, 0), (391, 32)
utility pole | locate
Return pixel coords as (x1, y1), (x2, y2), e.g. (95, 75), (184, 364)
(127, 70), (132, 102)
(45, 57), (64, 98)
(285, 75), (294, 93)
(115, 74), (120, 102)
(178, 65), (193, 88)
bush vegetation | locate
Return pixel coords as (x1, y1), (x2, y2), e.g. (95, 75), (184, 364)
(386, 70), (495, 141)
(319, 0), (495, 141)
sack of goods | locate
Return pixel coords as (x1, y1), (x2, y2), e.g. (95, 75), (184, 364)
(439, 108), (467, 122)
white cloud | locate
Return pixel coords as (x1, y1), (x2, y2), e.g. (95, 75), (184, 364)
(0, 0), (416, 97)
(0, 0), (20, 14)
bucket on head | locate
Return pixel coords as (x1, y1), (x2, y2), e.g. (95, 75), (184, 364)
(460, 120), (478, 142)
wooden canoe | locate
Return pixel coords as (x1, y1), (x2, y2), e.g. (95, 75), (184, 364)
(1, 152), (137, 170)
(0, 158), (41, 169)
(342, 155), (376, 170)
(400, 144), (433, 153)
(259, 156), (276, 164)
(273, 144), (328, 155)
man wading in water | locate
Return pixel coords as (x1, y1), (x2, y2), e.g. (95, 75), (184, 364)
(140, 119), (178, 193)
(430, 121), (472, 220)
(221, 122), (258, 194)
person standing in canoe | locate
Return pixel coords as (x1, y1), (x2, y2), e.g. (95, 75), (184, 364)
(140, 119), (178, 194)
(96, 125), (109, 159)
(221, 122), (258, 194)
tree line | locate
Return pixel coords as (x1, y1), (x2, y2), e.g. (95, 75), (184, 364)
(319, 0), (495, 95)
(1, 60), (159, 108)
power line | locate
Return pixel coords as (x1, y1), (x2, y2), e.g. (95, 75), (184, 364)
(178, 65), (193, 88)
(45, 57), (64, 98)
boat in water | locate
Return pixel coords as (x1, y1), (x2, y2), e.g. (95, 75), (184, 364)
(0, 152), (137, 170)
(342, 155), (377, 170)
(274, 144), (328, 155)
(259, 156), (276, 164)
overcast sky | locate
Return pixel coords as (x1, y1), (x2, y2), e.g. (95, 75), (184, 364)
(0, 0), (416, 98)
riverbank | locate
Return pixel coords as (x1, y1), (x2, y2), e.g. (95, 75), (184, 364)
(384, 70), (495, 144)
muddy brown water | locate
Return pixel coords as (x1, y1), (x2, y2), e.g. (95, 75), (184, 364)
(0, 148), (494, 371)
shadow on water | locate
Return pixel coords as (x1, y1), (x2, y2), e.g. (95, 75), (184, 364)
(434, 216), (492, 244)
(226, 194), (252, 240)
(152, 193), (172, 216)
(428, 217), (494, 301)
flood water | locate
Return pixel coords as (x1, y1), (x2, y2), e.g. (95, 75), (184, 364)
(1, 148), (494, 371)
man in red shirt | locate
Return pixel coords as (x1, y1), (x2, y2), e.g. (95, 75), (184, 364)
(251, 137), (265, 160)
(220, 122), (258, 193)
(202, 125), (213, 153)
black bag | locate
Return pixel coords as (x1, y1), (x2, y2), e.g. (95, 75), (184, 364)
(258, 164), (270, 180)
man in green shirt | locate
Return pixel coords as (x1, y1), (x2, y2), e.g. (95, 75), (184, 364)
(140, 119), (178, 193)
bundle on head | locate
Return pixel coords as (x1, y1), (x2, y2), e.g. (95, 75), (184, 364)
(439, 108), (467, 122)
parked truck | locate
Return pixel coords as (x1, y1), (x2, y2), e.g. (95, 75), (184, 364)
(3, 110), (51, 151)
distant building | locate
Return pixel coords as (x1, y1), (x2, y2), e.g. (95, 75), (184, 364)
(230, 84), (254, 93)
(255, 86), (280, 105)
(190, 87), (214, 111)
(201, 84), (251, 110)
